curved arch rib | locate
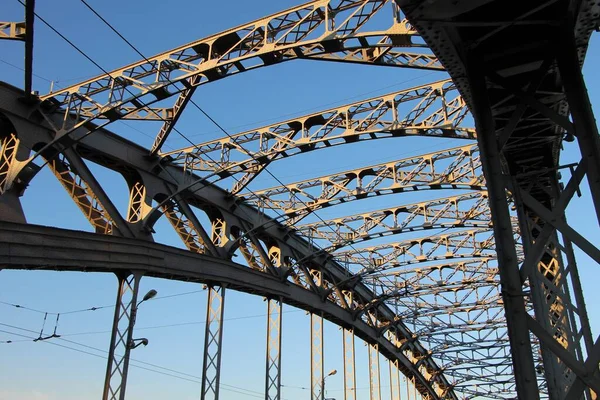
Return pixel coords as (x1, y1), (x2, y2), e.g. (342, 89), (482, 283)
(163, 79), (472, 193)
(241, 144), (484, 224)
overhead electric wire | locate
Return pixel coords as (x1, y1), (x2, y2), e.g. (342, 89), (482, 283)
(0, 323), (268, 399)
(0, 308), (303, 340)
(0, 288), (205, 316)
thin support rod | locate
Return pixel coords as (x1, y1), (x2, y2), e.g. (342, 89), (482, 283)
(265, 298), (282, 400)
(368, 343), (382, 400)
(467, 55), (541, 398)
(102, 272), (142, 400)
(201, 285), (226, 400)
(311, 313), (324, 400)
(343, 328), (356, 400)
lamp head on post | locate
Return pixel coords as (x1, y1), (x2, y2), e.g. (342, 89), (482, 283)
(128, 337), (149, 349)
(140, 289), (158, 304)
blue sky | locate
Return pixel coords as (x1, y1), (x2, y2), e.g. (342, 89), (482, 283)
(1, 1), (599, 399)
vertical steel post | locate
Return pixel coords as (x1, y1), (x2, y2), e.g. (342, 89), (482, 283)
(389, 360), (400, 400)
(102, 272), (142, 400)
(467, 55), (541, 399)
(343, 328), (356, 400)
(311, 313), (324, 400)
(265, 298), (282, 400)
(368, 343), (381, 400)
(201, 285), (226, 400)
(24, 0), (34, 95)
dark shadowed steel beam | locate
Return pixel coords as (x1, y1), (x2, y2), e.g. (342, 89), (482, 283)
(466, 56), (540, 399)
(24, 0), (35, 95)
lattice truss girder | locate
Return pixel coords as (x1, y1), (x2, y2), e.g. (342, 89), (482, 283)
(0, 21), (26, 41)
(163, 79), (471, 194)
(34, 0), (444, 156)
(243, 144), (484, 224)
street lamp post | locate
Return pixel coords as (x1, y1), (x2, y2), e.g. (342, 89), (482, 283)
(128, 289), (157, 349)
(119, 288), (158, 400)
(321, 369), (337, 400)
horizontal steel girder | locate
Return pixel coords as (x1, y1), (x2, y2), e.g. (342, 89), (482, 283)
(297, 191), (492, 245)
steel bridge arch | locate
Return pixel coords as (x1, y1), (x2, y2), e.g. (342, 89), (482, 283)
(0, 82), (461, 398)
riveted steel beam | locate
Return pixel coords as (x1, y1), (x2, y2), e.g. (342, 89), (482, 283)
(343, 328), (357, 400)
(368, 343), (382, 400)
(311, 312), (324, 400)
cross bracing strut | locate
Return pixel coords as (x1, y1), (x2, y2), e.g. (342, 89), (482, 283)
(296, 191), (492, 246)
(163, 79), (472, 193)
(242, 144), (484, 224)
(0, 22), (26, 41)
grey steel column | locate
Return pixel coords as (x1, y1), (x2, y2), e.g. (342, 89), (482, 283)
(368, 343), (381, 400)
(467, 55), (541, 399)
(343, 328), (356, 400)
(102, 272), (142, 400)
(201, 285), (226, 400)
(265, 298), (282, 400)
(311, 313), (324, 400)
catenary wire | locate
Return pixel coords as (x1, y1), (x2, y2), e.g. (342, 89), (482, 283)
(0, 308), (303, 340)
(0, 323), (270, 399)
